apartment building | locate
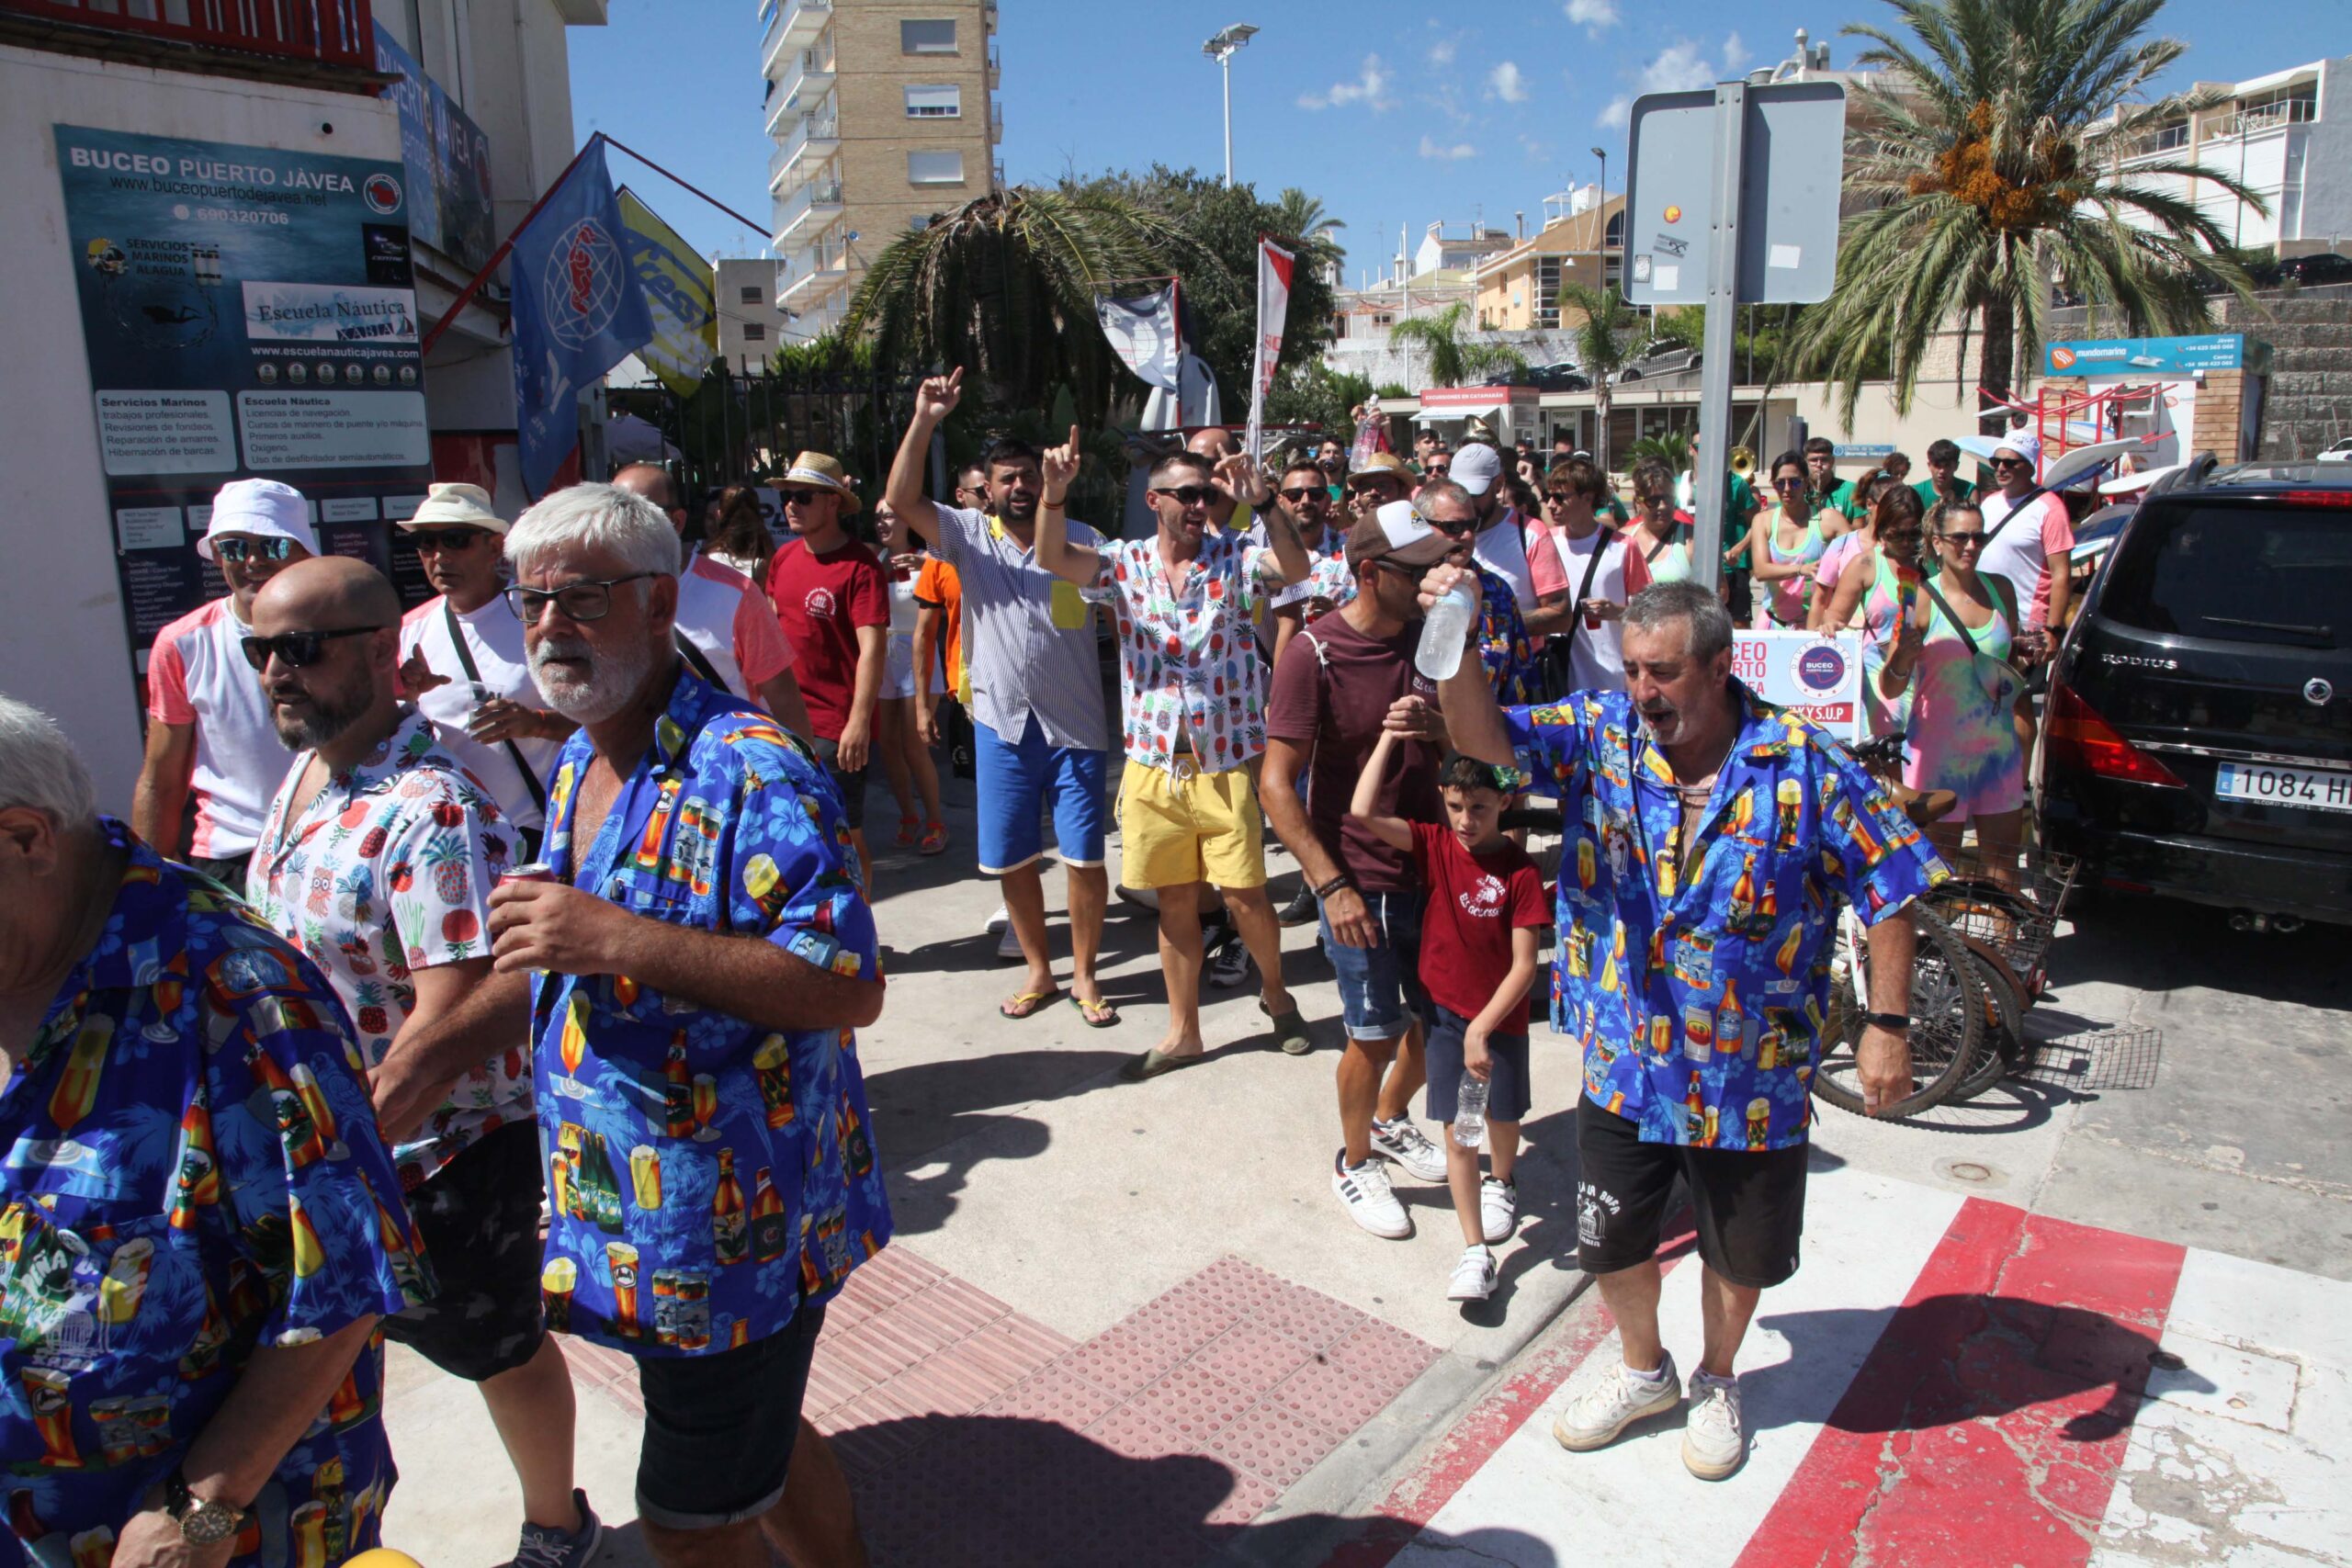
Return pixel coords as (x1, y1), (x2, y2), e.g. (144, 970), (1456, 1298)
(1471, 188), (1626, 332)
(2096, 57), (2352, 257)
(716, 256), (790, 370)
(761, 0), (1001, 340)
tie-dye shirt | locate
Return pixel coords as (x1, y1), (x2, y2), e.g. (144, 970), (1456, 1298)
(1509, 683), (1945, 1149)
(531, 671), (889, 1358)
(2, 822), (426, 1565)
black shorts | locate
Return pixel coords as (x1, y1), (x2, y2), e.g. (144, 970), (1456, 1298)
(809, 736), (869, 830)
(635, 1301), (828, 1529)
(382, 1119), (548, 1381)
(1425, 1004), (1532, 1123)
(1575, 1096), (1808, 1289)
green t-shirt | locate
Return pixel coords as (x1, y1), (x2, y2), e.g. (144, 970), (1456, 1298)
(1675, 469), (1758, 575)
(1815, 479), (1864, 521)
(1912, 478), (1977, 512)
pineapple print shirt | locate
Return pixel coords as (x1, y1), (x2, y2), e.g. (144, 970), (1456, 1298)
(247, 706), (527, 1190)
(528, 671), (888, 1359)
(1, 821), (427, 1566)
(1092, 530), (1284, 773)
(1510, 682), (1944, 1150)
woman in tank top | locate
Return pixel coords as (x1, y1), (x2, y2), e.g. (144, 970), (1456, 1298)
(1626, 457), (1695, 583)
(1738, 449), (1831, 628)
(1819, 485), (1928, 737)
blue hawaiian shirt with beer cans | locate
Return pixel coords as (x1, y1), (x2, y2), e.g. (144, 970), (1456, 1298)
(0, 822), (428, 1567)
(1509, 683), (1945, 1149)
(531, 672), (889, 1359)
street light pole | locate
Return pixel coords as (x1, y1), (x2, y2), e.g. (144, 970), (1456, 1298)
(1203, 24), (1260, 186)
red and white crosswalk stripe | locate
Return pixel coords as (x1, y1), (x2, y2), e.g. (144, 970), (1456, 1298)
(1329, 1168), (2350, 1568)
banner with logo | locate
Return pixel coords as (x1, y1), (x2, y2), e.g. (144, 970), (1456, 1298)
(617, 186), (718, 398)
(1731, 630), (1864, 739)
(372, 23), (496, 275)
(1246, 239), (1295, 461)
(509, 139), (654, 498)
(51, 124), (435, 689)
(1096, 284), (1181, 394)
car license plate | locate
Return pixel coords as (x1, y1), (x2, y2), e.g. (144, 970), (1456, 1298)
(2216, 761), (2352, 814)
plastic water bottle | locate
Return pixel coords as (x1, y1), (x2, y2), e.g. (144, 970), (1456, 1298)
(1453, 1076), (1488, 1150)
(1416, 582), (1476, 682)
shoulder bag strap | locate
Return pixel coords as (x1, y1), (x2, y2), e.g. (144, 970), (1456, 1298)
(673, 629), (730, 695)
(1569, 528), (1612, 631)
(1983, 486), (2049, 546)
(441, 599), (548, 818)
(1916, 575), (1981, 657)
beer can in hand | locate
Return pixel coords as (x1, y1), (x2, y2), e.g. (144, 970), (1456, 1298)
(500, 863), (559, 887)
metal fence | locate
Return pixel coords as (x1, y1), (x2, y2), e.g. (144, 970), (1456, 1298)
(605, 363), (915, 524)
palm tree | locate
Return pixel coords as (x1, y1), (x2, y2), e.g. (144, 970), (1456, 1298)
(1557, 282), (1641, 472)
(1386, 301), (1528, 390)
(842, 186), (1199, 429)
(1801, 0), (2264, 433)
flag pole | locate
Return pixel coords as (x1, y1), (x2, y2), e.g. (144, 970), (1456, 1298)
(420, 132), (608, 357)
(599, 135), (773, 240)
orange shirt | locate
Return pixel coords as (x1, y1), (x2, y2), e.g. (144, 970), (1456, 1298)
(912, 557), (966, 701)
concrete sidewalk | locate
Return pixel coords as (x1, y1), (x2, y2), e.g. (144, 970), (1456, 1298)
(384, 781), (1599, 1563)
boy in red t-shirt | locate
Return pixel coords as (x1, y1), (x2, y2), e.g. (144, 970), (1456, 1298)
(1351, 740), (1547, 1303)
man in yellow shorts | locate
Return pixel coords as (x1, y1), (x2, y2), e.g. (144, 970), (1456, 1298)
(1032, 435), (1317, 1076)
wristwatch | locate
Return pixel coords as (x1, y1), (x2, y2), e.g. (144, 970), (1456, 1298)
(1862, 1011), (1913, 1033)
(163, 1467), (248, 1545)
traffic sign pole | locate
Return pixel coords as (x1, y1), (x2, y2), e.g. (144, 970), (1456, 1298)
(1690, 82), (1747, 592)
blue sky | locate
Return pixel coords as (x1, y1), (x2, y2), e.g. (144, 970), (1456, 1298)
(571, 0), (2345, 285)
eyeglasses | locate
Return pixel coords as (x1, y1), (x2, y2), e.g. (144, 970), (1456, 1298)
(1938, 530), (1988, 547)
(504, 573), (656, 625)
(1279, 486), (1327, 502)
(1151, 485), (1217, 507)
(412, 527), (492, 554)
(213, 537), (297, 564)
(239, 626), (382, 671)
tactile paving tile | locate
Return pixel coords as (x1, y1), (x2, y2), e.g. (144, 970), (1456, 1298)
(1264, 1352), (1396, 1436)
(1193, 1320), (1318, 1391)
(978, 1362), (1121, 1428)
(1060, 1323), (1195, 1400)
(1209, 1396), (1340, 1490)
(1252, 1279), (1374, 1351)
(1133, 1361), (1258, 1442)
(1326, 1316), (1443, 1389)
(1085, 1398), (1191, 1462)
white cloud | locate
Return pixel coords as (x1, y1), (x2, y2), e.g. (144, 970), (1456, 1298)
(1488, 61), (1530, 103)
(1640, 39), (1719, 94)
(1598, 96), (1630, 129)
(1723, 31), (1749, 73)
(1299, 54), (1395, 112)
(1565, 0), (1620, 32)
(1430, 35), (1458, 65)
(1419, 135), (1478, 161)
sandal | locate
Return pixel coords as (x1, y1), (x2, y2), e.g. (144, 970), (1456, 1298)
(1122, 1046), (1204, 1080)
(895, 820), (920, 848)
(1259, 998), (1313, 1056)
(1069, 995), (1121, 1029)
(999, 988), (1064, 1021)
(918, 820), (950, 856)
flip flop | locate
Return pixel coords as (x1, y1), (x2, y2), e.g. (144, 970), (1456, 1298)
(918, 821), (950, 856)
(999, 988), (1064, 1021)
(1122, 1046), (1204, 1080)
(1069, 995), (1121, 1029)
(1259, 999), (1313, 1056)
(894, 821), (921, 847)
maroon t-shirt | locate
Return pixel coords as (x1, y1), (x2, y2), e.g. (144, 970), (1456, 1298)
(765, 537), (889, 741)
(1264, 614), (1440, 892)
(1410, 821), (1549, 1028)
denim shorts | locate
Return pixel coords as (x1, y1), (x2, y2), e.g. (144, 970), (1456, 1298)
(1425, 1003), (1533, 1123)
(1317, 887), (1428, 1043)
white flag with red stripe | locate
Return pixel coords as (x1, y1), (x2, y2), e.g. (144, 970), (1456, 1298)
(1246, 239), (1295, 462)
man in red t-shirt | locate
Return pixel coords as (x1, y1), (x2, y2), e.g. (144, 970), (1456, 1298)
(764, 450), (888, 877)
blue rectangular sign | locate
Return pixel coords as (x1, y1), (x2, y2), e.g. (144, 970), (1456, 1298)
(2044, 334), (2268, 377)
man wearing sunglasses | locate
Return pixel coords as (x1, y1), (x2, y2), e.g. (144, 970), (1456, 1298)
(489, 483), (884, 1568)
(1263, 458), (1356, 675)
(242, 556), (603, 1568)
(395, 483), (573, 854)
(131, 479), (315, 885)
(1975, 434), (2074, 640)
(1034, 442), (1317, 1075)
(1346, 453), (1415, 523)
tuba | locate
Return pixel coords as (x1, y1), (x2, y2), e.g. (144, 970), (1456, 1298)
(1728, 445), (1757, 478)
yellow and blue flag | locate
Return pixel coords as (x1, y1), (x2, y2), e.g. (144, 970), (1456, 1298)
(617, 186), (718, 397)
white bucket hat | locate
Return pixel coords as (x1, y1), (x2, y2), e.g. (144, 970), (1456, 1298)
(398, 482), (510, 535)
(198, 479), (319, 560)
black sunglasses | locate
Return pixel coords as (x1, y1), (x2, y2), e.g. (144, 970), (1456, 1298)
(504, 573), (657, 625)
(412, 527), (492, 554)
(1991, 456), (2032, 469)
(778, 488), (831, 504)
(1774, 476), (1806, 492)
(214, 537), (298, 565)
(1939, 530), (1988, 546)
(1423, 463), (1451, 475)
(1279, 486), (1327, 502)
(1152, 485), (1217, 507)
(1423, 515), (1476, 537)
(240, 626), (382, 671)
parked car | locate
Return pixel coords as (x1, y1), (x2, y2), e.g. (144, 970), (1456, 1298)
(2315, 435), (2352, 463)
(2280, 251), (2352, 288)
(2039, 457), (2352, 928)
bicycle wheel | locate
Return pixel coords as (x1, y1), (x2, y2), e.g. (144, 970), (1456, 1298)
(1951, 937), (2030, 1101)
(1812, 903), (1985, 1118)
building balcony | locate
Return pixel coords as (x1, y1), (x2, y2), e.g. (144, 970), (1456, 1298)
(769, 112), (839, 192)
(773, 175), (844, 243)
(991, 98), (1003, 143)
(760, 0), (831, 79)
(0, 0), (375, 72)
(988, 42), (1001, 89)
(766, 45), (834, 134)
(779, 237), (855, 308)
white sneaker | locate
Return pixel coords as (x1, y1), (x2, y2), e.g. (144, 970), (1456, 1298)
(1552, 1351), (1682, 1452)
(985, 903), (1011, 934)
(1332, 1150), (1411, 1239)
(1371, 1117), (1447, 1183)
(1446, 1246), (1498, 1302)
(1682, 1370), (1748, 1480)
(1479, 1176), (1517, 1244)
(996, 925), (1023, 960)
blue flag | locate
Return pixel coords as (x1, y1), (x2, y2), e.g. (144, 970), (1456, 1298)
(510, 140), (653, 497)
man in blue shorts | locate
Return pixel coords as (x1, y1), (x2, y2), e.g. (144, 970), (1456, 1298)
(885, 371), (1119, 1026)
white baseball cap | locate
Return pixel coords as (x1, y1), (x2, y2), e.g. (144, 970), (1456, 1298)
(399, 482), (509, 535)
(199, 479), (318, 560)
(1448, 442), (1503, 497)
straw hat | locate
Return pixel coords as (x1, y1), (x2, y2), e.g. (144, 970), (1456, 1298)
(398, 482), (509, 534)
(779, 451), (862, 513)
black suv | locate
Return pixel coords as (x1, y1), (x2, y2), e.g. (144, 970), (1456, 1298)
(2038, 457), (2352, 927)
